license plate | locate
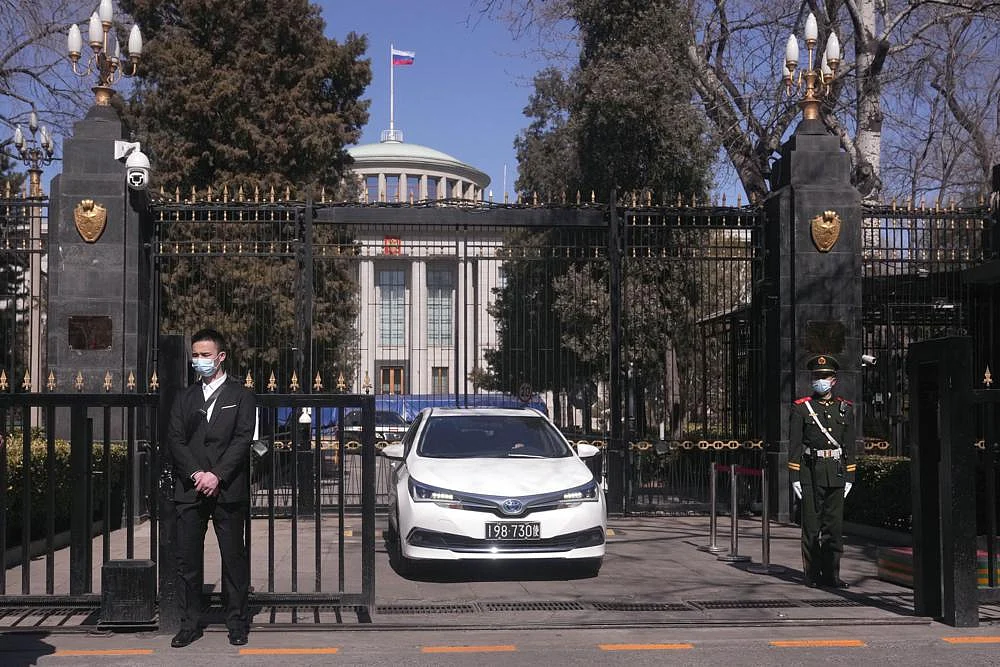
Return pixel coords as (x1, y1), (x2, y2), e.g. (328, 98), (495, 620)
(485, 522), (541, 540)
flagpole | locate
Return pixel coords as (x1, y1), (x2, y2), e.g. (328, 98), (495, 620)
(389, 43), (395, 134)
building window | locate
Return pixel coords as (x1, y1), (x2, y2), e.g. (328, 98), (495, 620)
(386, 175), (400, 202)
(365, 175), (378, 202)
(427, 267), (453, 346)
(427, 178), (438, 199)
(378, 269), (405, 346)
(407, 176), (420, 202)
(432, 367), (448, 394)
(380, 366), (405, 394)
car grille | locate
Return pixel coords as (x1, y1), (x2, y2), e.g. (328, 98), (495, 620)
(406, 526), (605, 553)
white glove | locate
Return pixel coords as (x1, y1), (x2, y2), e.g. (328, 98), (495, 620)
(792, 481), (802, 499)
(844, 482), (852, 497)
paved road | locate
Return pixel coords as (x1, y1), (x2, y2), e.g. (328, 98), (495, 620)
(2, 625), (1000, 666)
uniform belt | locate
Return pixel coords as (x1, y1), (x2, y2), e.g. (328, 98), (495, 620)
(805, 447), (841, 459)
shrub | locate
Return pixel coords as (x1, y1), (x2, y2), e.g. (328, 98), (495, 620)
(3, 431), (128, 546)
(844, 455), (911, 532)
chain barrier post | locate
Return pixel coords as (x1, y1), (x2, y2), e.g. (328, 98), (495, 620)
(698, 460), (725, 553)
(717, 461), (751, 563)
(747, 455), (782, 574)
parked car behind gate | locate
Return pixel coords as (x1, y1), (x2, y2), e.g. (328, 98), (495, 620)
(380, 407), (606, 577)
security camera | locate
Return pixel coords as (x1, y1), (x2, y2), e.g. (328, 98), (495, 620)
(861, 354), (877, 367)
(125, 149), (150, 190)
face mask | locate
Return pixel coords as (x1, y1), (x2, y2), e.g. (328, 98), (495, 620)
(811, 378), (834, 395)
(191, 357), (217, 378)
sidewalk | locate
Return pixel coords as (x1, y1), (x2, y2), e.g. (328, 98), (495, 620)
(4, 514), (998, 630)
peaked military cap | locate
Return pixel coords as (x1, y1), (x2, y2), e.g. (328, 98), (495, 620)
(806, 354), (840, 373)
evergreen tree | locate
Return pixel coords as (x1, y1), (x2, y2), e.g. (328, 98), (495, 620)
(120, 0), (370, 192)
(118, 0), (372, 382)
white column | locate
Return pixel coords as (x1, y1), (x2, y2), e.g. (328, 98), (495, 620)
(378, 172), (387, 202)
(410, 260), (427, 394)
(419, 174), (428, 201)
(357, 259), (375, 392)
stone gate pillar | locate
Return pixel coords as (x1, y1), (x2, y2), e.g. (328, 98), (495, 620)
(763, 118), (863, 522)
(47, 104), (152, 437)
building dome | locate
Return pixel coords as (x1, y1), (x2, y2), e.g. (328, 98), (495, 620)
(347, 136), (490, 202)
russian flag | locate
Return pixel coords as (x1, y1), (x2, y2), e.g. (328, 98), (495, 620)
(391, 48), (415, 66)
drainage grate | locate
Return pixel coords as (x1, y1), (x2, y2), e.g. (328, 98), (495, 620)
(690, 599), (799, 610)
(376, 604), (477, 615)
(481, 601), (587, 612)
(801, 599), (865, 608)
(591, 602), (694, 612)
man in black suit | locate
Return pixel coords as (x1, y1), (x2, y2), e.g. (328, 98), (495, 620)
(168, 328), (256, 648)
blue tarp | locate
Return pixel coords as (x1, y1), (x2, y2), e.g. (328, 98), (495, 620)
(278, 393), (547, 427)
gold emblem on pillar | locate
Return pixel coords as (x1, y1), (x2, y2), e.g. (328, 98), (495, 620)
(73, 199), (108, 243)
(810, 210), (841, 253)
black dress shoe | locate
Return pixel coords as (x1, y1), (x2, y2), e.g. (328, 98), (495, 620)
(805, 579), (820, 588)
(170, 628), (203, 648)
(830, 579), (850, 589)
(228, 628), (249, 646)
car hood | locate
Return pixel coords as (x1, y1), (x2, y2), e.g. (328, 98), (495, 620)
(407, 457), (594, 496)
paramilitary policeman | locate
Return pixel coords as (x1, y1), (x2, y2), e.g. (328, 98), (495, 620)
(787, 354), (857, 589)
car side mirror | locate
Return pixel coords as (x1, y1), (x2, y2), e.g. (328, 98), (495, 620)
(380, 443), (405, 460)
(575, 443), (600, 459)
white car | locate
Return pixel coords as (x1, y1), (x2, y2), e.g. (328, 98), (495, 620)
(380, 407), (606, 577)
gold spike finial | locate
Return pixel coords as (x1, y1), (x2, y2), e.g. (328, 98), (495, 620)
(22, 370), (31, 391)
(127, 371), (136, 391)
(244, 371), (254, 389)
(336, 371), (347, 392)
(150, 370), (159, 392)
(74, 371), (84, 391)
(267, 371), (277, 392)
(289, 371), (300, 392)
(313, 372), (323, 392)
(0, 369), (9, 391)
(47, 371), (56, 391)
(985, 365), (993, 387)
(104, 371), (113, 392)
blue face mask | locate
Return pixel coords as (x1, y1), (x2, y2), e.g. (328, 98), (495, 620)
(191, 357), (217, 378)
(811, 378), (834, 395)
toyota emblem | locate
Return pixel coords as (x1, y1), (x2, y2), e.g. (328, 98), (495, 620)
(500, 498), (524, 515)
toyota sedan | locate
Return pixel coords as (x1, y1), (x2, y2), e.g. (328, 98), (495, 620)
(380, 407), (606, 577)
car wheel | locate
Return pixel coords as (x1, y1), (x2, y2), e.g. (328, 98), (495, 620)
(388, 508), (416, 577)
(572, 558), (602, 579)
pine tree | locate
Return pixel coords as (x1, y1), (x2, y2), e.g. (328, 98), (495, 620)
(120, 0), (370, 192)
(118, 0), (372, 381)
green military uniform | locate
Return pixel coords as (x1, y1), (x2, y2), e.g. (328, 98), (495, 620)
(787, 355), (857, 588)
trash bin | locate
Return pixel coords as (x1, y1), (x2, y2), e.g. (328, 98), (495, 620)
(100, 559), (156, 625)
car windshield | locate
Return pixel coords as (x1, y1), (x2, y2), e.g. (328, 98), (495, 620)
(417, 415), (572, 459)
(343, 410), (407, 427)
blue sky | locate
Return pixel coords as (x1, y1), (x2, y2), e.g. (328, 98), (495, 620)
(320, 2), (559, 200)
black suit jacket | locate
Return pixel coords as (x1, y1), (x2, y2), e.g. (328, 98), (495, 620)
(168, 376), (257, 504)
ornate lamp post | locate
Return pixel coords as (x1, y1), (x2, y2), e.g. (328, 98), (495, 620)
(66, 0), (143, 106)
(783, 12), (840, 121)
(12, 110), (55, 198)
(10, 109), (55, 407)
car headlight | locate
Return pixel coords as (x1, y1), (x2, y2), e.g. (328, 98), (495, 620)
(557, 480), (600, 507)
(409, 478), (456, 503)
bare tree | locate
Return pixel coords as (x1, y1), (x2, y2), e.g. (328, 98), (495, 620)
(479, 0), (1000, 202)
(1, 0), (95, 156)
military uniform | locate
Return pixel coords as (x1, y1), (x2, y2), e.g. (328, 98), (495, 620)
(787, 355), (857, 588)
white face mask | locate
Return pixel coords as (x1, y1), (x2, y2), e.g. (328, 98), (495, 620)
(191, 357), (218, 378)
(811, 378), (834, 395)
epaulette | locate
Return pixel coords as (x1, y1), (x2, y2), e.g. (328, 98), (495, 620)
(793, 396), (812, 405)
(836, 397), (853, 405)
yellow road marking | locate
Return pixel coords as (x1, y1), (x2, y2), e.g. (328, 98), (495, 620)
(422, 645), (517, 653)
(240, 648), (339, 655)
(53, 650), (155, 656)
(599, 643), (694, 651)
(942, 636), (1000, 644)
(771, 640), (865, 648)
